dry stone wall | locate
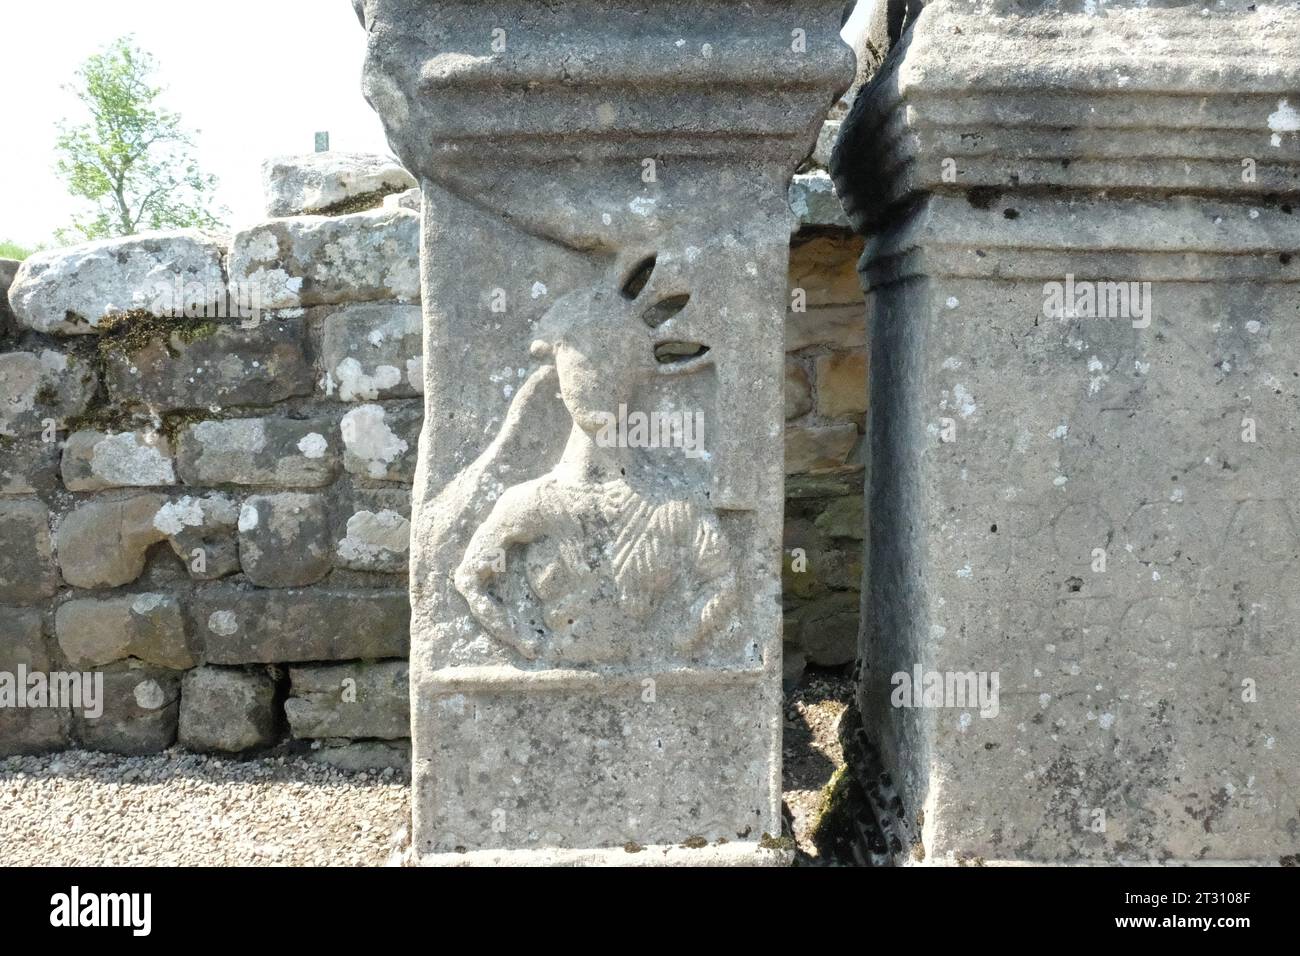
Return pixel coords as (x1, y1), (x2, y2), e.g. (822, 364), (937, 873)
(0, 149), (864, 765)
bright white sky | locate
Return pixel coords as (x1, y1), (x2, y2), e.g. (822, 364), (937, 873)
(1, 0), (876, 249)
(0, 0), (391, 247)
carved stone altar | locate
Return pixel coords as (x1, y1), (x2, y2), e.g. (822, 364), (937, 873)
(355, 0), (853, 863)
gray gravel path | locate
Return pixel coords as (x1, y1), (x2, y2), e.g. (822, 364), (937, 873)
(0, 749), (410, 867)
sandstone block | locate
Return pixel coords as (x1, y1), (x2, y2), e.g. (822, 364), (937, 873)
(61, 429), (175, 491)
(176, 417), (340, 488)
(263, 152), (416, 217)
(320, 303), (423, 401)
(56, 495), (167, 589)
(0, 350), (96, 438)
(8, 231), (226, 335)
(339, 402), (419, 482)
(103, 318), (313, 409)
(178, 666), (279, 753)
(55, 593), (194, 669)
(193, 586), (409, 664)
(74, 662), (180, 755)
(285, 661), (409, 740)
(0, 499), (59, 602)
(227, 208), (419, 310)
(238, 492), (333, 587)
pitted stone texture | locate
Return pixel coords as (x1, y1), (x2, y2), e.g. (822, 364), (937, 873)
(74, 662), (181, 755)
(0, 350), (96, 438)
(178, 666), (278, 753)
(835, 1), (1300, 231)
(0, 499), (59, 603)
(152, 493), (241, 580)
(0, 609), (67, 755)
(285, 661), (409, 740)
(263, 151), (416, 217)
(357, 0), (852, 862)
(320, 303), (423, 401)
(8, 231), (226, 335)
(237, 492), (333, 587)
(334, 489), (411, 573)
(227, 208), (420, 310)
(0, 437), (61, 497)
(55, 593), (194, 670)
(176, 417), (340, 488)
(193, 586), (409, 664)
(340, 402), (418, 482)
(56, 495), (167, 589)
(62, 430), (176, 491)
(104, 318), (313, 409)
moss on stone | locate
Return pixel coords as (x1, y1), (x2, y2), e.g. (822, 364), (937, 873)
(97, 310), (221, 359)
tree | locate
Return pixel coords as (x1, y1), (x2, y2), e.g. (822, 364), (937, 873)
(54, 37), (223, 242)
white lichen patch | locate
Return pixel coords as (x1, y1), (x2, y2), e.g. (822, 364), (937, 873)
(207, 611), (239, 636)
(341, 405), (409, 479)
(89, 432), (175, 486)
(336, 509), (411, 565)
(297, 433), (329, 459)
(334, 357), (403, 401)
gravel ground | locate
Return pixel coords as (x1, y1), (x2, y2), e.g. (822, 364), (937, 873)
(0, 749), (410, 866)
(0, 670), (851, 866)
(782, 666), (855, 859)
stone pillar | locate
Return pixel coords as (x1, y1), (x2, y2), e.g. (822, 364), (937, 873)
(833, 0), (1300, 863)
(355, 0), (853, 863)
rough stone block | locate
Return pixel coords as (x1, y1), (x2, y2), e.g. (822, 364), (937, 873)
(56, 495), (167, 589)
(788, 591), (858, 667)
(55, 593), (194, 669)
(176, 417), (340, 488)
(285, 661), (409, 740)
(227, 208), (419, 310)
(786, 304), (865, 352)
(0, 350), (96, 438)
(103, 318), (313, 409)
(8, 231), (226, 335)
(74, 662), (181, 755)
(0, 608), (67, 755)
(340, 402), (419, 482)
(320, 303), (423, 401)
(0, 437), (61, 496)
(785, 423), (858, 474)
(263, 152), (415, 218)
(238, 492), (333, 587)
(784, 360), (812, 420)
(178, 666), (279, 753)
(151, 493), (241, 580)
(789, 234), (864, 307)
(193, 586), (409, 664)
(0, 499), (59, 602)
(789, 171), (851, 230)
(335, 501), (411, 574)
(814, 351), (868, 419)
(61, 429), (176, 491)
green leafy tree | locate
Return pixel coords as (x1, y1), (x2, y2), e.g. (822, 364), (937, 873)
(55, 37), (223, 242)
